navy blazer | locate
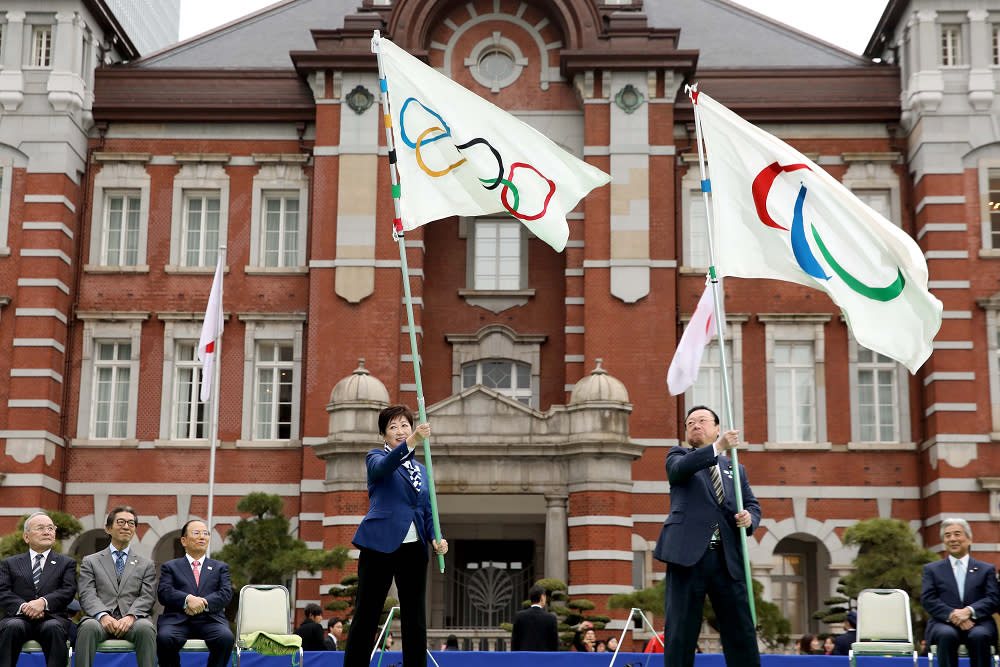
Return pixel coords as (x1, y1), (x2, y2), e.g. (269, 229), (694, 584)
(653, 443), (761, 579)
(352, 442), (435, 555)
(0, 551), (77, 627)
(922, 556), (999, 639)
(156, 557), (232, 628)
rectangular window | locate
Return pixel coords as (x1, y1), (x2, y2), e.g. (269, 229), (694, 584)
(990, 169), (1000, 249)
(182, 191), (221, 267)
(462, 359), (532, 404)
(474, 220), (520, 289)
(93, 341), (132, 439)
(261, 193), (300, 267)
(941, 24), (962, 65)
(774, 342), (815, 442)
(254, 342), (294, 440)
(856, 348), (899, 442)
(101, 191), (142, 266)
(691, 340), (733, 410)
(688, 191), (710, 267)
(172, 341), (207, 439)
(993, 24), (999, 66)
(772, 555), (805, 635)
(31, 25), (52, 68)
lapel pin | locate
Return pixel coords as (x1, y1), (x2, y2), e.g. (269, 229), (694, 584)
(207, 566), (213, 571)
(49, 560), (57, 565)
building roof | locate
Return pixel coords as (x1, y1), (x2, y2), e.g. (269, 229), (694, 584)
(133, 0), (875, 71)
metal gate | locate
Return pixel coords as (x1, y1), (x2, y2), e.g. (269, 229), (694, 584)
(444, 561), (535, 629)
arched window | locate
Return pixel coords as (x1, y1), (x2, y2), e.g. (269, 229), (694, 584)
(461, 359), (532, 405)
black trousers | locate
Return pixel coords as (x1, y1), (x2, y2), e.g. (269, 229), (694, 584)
(344, 541), (429, 667)
(663, 544), (760, 667)
(0, 617), (68, 667)
(930, 622), (996, 667)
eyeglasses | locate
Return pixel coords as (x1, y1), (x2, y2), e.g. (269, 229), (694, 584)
(186, 530), (211, 537)
(114, 518), (137, 527)
(31, 525), (56, 533)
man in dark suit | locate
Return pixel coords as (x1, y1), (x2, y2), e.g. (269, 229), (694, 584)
(921, 518), (998, 667)
(831, 610), (856, 656)
(653, 405), (761, 667)
(156, 519), (234, 667)
(511, 584), (558, 651)
(77, 506), (157, 667)
(294, 603), (329, 651)
(0, 511), (78, 667)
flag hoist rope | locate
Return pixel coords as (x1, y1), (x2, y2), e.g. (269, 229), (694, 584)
(688, 83), (756, 625)
(372, 30), (446, 573)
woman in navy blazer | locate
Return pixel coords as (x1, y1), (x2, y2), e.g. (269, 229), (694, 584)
(343, 405), (448, 667)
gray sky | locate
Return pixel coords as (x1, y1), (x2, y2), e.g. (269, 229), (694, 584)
(178, 0), (888, 55)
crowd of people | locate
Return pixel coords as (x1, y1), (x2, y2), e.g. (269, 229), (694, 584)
(0, 406), (994, 667)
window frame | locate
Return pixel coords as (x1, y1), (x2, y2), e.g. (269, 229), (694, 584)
(683, 315), (746, 430)
(469, 218), (526, 291)
(446, 324), (545, 410)
(842, 157), (903, 229)
(168, 160), (230, 272)
(681, 163), (711, 271)
(29, 24), (52, 68)
(982, 161), (1000, 253)
(238, 314), (304, 446)
(940, 23), (965, 66)
(847, 337), (912, 448)
(88, 160), (151, 271)
(761, 316), (830, 449)
(248, 161), (309, 271)
(75, 315), (146, 446)
(461, 358), (533, 405)
(0, 158), (12, 255)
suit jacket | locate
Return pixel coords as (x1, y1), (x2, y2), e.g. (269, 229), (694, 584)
(294, 618), (326, 651)
(156, 557), (232, 628)
(511, 605), (558, 651)
(922, 556), (999, 640)
(78, 547), (156, 621)
(653, 444), (761, 579)
(832, 629), (855, 656)
(351, 442), (435, 555)
(0, 550), (77, 628)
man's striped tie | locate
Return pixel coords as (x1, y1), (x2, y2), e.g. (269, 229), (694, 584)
(711, 463), (725, 504)
(32, 553), (43, 588)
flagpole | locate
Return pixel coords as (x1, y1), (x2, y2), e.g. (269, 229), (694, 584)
(688, 84), (756, 624)
(372, 30), (445, 574)
(206, 246), (225, 557)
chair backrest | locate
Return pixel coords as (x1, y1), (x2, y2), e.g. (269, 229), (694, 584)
(236, 585), (292, 636)
(856, 588), (913, 643)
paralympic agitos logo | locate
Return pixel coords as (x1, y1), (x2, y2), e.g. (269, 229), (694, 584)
(751, 161), (905, 302)
(398, 97), (556, 221)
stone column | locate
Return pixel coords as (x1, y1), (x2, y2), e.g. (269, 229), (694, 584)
(0, 11), (25, 111)
(544, 492), (568, 582)
(966, 9), (994, 110)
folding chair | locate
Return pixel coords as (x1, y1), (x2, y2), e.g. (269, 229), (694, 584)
(848, 588), (918, 667)
(21, 640), (72, 667)
(234, 584), (303, 667)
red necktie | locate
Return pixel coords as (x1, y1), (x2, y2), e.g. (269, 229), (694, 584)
(192, 560), (201, 586)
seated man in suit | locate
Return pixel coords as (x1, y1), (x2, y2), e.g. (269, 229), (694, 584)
(511, 584), (558, 651)
(156, 520), (234, 667)
(921, 517), (999, 667)
(77, 506), (157, 667)
(294, 603), (328, 651)
(0, 511), (78, 667)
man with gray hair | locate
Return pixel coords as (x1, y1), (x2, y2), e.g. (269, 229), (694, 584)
(0, 511), (78, 667)
(921, 518), (998, 667)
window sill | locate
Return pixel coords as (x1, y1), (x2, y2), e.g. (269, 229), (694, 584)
(762, 441), (832, 451)
(678, 265), (709, 275)
(457, 289), (535, 313)
(71, 438), (140, 448)
(235, 439), (300, 449)
(979, 249), (1000, 259)
(84, 265), (149, 274)
(244, 266), (309, 275)
(0, 247), (9, 257)
(164, 265), (229, 275)
(846, 441), (917, 451)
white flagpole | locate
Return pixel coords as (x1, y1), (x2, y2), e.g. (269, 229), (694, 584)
(371, 31), (445, 573)
(687, 84), (756, 624)
(205, 246), (225, 556)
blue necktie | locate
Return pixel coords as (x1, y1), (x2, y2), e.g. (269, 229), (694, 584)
(32, 553), (43, 588)
(114, 550), (126, 577)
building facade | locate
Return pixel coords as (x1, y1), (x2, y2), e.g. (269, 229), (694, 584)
(1, 0), (999, 649)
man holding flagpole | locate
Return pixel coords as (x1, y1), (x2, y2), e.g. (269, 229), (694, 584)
(653, 405), (761, 667)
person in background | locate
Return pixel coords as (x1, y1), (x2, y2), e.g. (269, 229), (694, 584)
(294, 603), (328, 651)
(595, 640), (607, 652)
(832, 611), (858, 656)
(384, 632), (393, 650)
(606, 636), (619, 652)
(823, 635), (835, 655)
(324, 618), (343, 651)
(444, 635), (459, 651)
(511, 584), (558, 652)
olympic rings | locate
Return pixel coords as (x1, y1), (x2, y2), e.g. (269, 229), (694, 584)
(399, 96), (555, 220)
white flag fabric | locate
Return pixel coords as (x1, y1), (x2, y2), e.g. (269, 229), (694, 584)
(668, 281), (726, 396)
(692, 90), (942, 372)
(198, 256), (223, 402)
(375, 36), (610, 252)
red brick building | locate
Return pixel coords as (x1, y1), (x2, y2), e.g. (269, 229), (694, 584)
(1, 0), (998, 650)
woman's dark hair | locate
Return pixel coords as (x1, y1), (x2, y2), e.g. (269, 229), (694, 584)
(378, 404), (414, 435)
